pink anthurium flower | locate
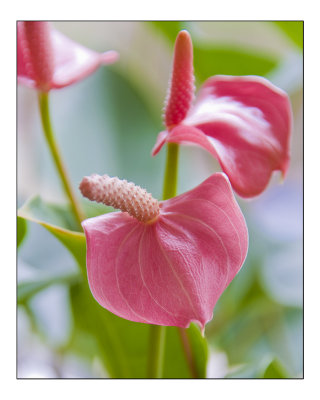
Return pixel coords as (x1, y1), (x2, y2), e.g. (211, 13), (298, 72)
(79, 172), (248, 331)
(17, 21), (118, 92)
(152, 30), (292, 198)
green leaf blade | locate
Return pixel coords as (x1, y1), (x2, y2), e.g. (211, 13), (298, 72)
(17, 216), (28, 248)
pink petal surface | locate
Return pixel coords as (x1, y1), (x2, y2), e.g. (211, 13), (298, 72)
(152, 125), (219, 160)
(154, 75), (292, 198)
(50, 30), (118, 89)
(82, 173), (248, 330)
(17, 22), (118, 91)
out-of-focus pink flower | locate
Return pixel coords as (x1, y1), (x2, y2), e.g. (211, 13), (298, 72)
(152, 30), (292, 198)
(79, 173), (248, 331)
(17, 21), (118, 92)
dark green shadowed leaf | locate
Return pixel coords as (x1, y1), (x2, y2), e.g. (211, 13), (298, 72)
(18, 196), (209, 378)
(273, 21), (303, 50)
(17, 216), (28, 248)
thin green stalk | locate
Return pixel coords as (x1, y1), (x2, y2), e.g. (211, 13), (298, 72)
(38, 91), (85, 230)
(162, 143), (179, 200)
(147, 325), (166, 378)
(177, 326), (199, 378)
(147, 142), (180, 378)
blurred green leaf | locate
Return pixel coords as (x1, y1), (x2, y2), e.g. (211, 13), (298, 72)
(17, 216), (27, 248)
(18, 196), (87, 273)
(149, 21), (278, 82)
(273, 21), (303, 50)
(19, 195), (79, 231)
(206, 257), (302, 378)
(163, 324), (208, 378)
(18, 271), (80, 304)
(260, 358), (289, 379)
(186, 324), (208, 377)
(18, 197), (208, 378)
(70, 281), (208, 378)
(98, 68), (164, 198)
(193, 46), (276, 82)
(149, 21), (191, 43)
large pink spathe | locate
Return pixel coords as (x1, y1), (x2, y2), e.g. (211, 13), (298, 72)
(17, 21), (118, 91)
(82, 173), (248, 330)
(152, 31), (292, 198)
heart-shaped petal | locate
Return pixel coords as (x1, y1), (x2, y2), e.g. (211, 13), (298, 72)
(152, 30), (292, 198)
(153, 75), (292, 198)
(82, 173), (248, 330)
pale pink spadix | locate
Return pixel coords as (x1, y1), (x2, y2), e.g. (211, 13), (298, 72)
(152, 30), (292, 198)
(18, 21), (118, 92)
(80, 174), (160, 223)
(80, 173), (248, 330)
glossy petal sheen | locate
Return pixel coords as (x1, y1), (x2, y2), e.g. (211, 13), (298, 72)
(82, 173), (248, 330)
(153, 75), (292, 198)
(18, 21), (118, 91)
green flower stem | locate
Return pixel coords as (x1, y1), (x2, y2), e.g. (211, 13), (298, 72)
(147, 143), (179, 378)
(38, 91), (85, 230)
(147, 325), (166, 378)
(162, 143), (179, 200)
(177, 326), (199, 378)
(148, 141), (200, 378)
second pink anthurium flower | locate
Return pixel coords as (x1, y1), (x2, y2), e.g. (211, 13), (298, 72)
(79, 172), (248, 330)
(152, 30), (292, 198)
(17, 21), (118, 92)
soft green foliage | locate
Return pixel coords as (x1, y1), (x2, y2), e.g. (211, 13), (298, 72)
(273, 21), (303, 50)
(207, 253), (302, 378)
(260, 359), (289, 379)
(17, 216), (27, 248)
(18, 197), (208, 378)
(18, 270), (80, 304)
(193, 46), (276, 82)
(97, 68), (164, 195)
(149, 22), (278, 82)
(18, 196), (87, 273)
